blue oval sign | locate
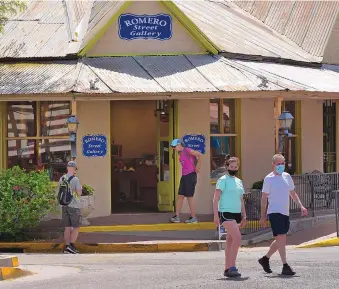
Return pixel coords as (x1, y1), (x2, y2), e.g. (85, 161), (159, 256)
(82, 134), (107, 158)
(118, 13), (173, 41)
(182, 134), (206, 154)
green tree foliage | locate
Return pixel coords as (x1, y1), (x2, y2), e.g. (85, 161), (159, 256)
(0, 166), (56, 240)
(0, 1), (26, 33)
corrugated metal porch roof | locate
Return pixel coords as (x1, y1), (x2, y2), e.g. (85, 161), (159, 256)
(1, 55), (339, 95)
(175, 1), (321, 63)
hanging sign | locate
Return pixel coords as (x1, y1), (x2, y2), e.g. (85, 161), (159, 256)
(182, 134), (206, 154)
(118, 13), (173, 41)
(82, 134), (107, 158)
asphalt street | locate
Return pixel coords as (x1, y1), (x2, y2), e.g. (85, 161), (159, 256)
(1, 247), (338, 289)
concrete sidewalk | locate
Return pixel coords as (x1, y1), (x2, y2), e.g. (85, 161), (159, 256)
(252, 221), (337, 247)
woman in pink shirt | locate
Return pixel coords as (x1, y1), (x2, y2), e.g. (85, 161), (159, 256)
(170, 139), (202, 223)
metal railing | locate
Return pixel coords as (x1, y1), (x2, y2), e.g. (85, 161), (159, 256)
(240, 172), (339, 236)
(292, 172), (337, 217)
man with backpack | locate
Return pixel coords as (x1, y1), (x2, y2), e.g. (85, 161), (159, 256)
(170, 139), (202, 224)
(58, 161), (82, 254)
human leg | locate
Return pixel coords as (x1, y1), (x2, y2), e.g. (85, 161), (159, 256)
(62, 206), (71, 245)
(187, 197), (196, 218)
(64, 227), (71, 245)
(184, 173), (197, 223)
(223, 220), (242, 277)
(67, 208), (82, 253)
(170, 195), (185, 223)
(225, 232), (233, 270)
(259, 213), (293, 274)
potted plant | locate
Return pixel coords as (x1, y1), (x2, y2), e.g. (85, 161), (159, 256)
(80, 184), (95, 226)
(251, 180), (263, 191)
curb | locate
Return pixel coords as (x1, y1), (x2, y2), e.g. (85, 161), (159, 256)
(296, 237), (339, 249)
(0, 255), (32, 281)
(0, 267), (30, 281)
(0, 256), (19, 267)
(79, 221), (263, 233)
(0, 242), (221, 254)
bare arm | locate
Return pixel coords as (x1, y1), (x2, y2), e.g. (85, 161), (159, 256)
(76, 188), (82, 197)
(241, 196), (247, 220)
(289, 190), (304, 208)
(213, 189), (221, 217)
(75, 178), (82, 197)
(190, 149), (203, 172)
(261, 192), (268, 219)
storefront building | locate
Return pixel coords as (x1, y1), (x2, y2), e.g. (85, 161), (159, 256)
(1, 1), (339, 219)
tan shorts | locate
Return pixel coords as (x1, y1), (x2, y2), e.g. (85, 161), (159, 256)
(62, 206), (82, 228)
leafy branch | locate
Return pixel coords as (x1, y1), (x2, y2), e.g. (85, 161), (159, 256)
(0, 0), (26, 33)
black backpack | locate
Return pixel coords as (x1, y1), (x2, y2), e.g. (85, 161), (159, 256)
(58, 175), (75, 206)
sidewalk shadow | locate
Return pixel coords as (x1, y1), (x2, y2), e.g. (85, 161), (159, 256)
(217, 277), (249, 282)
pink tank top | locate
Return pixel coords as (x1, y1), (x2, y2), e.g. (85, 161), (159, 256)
(179, 148), (196, 176)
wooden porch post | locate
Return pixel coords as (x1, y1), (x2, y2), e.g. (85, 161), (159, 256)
(71, 100), (77, 161)
(274, 97), (283, 153)
(71, 100), (77, 116)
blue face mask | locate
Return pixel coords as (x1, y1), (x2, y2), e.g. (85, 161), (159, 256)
(275, 164), (285, 174)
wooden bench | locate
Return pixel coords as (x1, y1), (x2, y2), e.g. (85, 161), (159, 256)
(307, 170), (337, 209)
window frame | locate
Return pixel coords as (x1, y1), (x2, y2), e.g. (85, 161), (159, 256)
(210, 99), (241, 182)
(5, 101), (71, 172)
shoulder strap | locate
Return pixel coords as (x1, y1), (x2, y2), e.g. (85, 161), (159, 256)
(67, 175), (75, 183)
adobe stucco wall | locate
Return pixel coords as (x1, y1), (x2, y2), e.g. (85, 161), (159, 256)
(301, 100), (323, 173)
(177, 99), (213, 214)
(69, 98), (324, 218)
(241, 99), (275, 189)
(76, 101), (111, 218)
(87, 1), (205, 56)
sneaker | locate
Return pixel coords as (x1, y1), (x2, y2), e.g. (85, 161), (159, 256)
(63, 245), (76, 254)
(170, 215), (180, 223)
(223, 269), (229, 277)
(70, 243), (79, 254)
(282, 264), (295, 276)
(185, 216), (198, 223)
(226, 267), (241, 278)
(258, 256), (272, 273)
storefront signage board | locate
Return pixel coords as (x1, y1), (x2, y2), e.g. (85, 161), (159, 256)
(118, 13), (173, 40)
(183, 134), (206, 154)
(82, 134), (107, 158)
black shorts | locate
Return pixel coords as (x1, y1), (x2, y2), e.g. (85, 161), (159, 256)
(219, 212), (242, 224)
(178, 172), (197, 197)
(268, 213), (290, 237)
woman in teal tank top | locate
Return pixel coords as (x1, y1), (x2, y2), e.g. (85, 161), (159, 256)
(213, 155), (247, 278)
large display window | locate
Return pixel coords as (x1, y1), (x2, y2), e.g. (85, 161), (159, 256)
(210, 99), (239, 181)
(6, 101), (71, 181)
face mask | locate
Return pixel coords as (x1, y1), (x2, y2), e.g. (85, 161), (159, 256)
(228, 170), (238, 176)
(275, 165), (285, 175)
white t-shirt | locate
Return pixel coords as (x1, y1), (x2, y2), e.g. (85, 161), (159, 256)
(262, 172), (295, 216)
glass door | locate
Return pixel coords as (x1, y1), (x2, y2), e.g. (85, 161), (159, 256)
(156, 100), (175, 212)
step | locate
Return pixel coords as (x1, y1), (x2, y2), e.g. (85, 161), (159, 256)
(0, 256), (19, 267)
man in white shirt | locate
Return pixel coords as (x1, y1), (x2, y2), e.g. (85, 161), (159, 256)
(258, 154), (308, 275)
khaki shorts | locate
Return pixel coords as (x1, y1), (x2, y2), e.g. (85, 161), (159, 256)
(62, 206), (82, 228)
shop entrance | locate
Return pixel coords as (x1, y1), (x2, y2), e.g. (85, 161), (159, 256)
(110, 100), (175, 213)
